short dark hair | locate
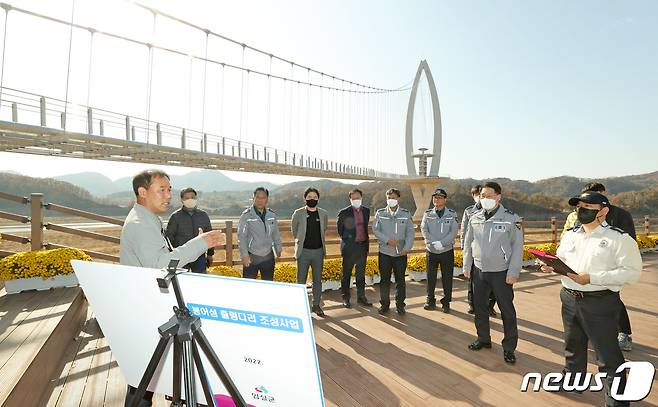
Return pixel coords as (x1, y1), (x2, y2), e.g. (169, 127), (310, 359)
(482, 181), (502, 195)
(132, 169), (170, 196)
(303, 187), (320, 198)
(386, 188), (401, 198)
(180, 187), (197, 198)
(582, 182), (606, 193)
(253, 187), (269, 197)
(470, 184), (483, 195)
(348, 188), (363, 198)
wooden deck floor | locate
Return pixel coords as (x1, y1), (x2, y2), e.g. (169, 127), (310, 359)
(39, 253), (658, 406)
(0, 286), (85, 406)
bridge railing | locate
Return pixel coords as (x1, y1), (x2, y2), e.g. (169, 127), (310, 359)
(3, 191), (656, 266)
(0, 86), (401, 179)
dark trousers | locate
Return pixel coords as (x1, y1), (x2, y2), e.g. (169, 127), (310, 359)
(618, 302), (632, 335)
(379, 253), (407, 308)
(341, 242), (368, 301)
(472, 267), (518, 351)
(243, 252), (275, 281)
(297, 248), (324, 306)
(426, 250), (454, 305)
(125, 385), (153, 407)
(468, 264), (496, 310)
(560, 288), (628, 407)
(187, 254), (208, 274)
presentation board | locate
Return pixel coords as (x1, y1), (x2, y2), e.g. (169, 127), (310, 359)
(72, 260), (324, 407)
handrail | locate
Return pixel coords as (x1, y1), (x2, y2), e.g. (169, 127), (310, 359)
(0, 233), (30, 244)
(44, 223), (120, 244)
(44, 203), (124, 226)
(0, 211), (30, 224)
(0, 191), (29, 204)
(1, 191), (656, 265)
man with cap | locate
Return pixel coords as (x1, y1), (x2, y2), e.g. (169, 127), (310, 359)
(421, 188), (458, 312)
(540, 191), (641, 407)
(461, 184), (497, 316)
(463, 181), (522, 364)
(572, 182), (637, 352)
(373, 188), (415, 315)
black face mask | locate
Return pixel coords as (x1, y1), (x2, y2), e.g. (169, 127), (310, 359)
(306, 199), (318, 208)
(577, 207), (600, 225)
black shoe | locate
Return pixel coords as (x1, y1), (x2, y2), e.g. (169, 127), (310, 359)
(357, 298), (373, 307)
(396, 306), (406, 315)
(311, 305), (325, 317)
(423, 300), (436, 310)
(489, 308), (497, 317)
(467, 306), (475, 314)
(442, 304), (450, 313)
(468, 340), (492, 351)
(342, 299), (351, 309)
(504, 351), (516, 364)
(378, 305), (390, 315)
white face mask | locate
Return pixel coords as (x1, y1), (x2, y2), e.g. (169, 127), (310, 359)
(480, 197), (497, 211)
(387, 198), (398, 208)
(350, 199), (362, 209)
(182, 199), (198, 209)
(473, 196), (481, 205)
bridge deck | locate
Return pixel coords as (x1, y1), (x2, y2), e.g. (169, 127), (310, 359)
(39, 253), (658, 406)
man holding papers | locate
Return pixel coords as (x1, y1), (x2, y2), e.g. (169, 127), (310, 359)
(540, 191), (642, 407)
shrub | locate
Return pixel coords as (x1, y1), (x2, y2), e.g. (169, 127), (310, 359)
(0, 248), (92, 280)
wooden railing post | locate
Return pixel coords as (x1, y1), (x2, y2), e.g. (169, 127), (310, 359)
(645, 215), (651, 235)
(551, 216), (557, 245)
(30, 193), (44, 251)
(225, 220), (233, 266)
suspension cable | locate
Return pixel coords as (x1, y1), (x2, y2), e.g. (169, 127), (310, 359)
(62, 0), (76, 130)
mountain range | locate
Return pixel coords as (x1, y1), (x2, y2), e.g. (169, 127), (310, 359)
(1, 170), (657, 220)
(53, 170), (278, 197)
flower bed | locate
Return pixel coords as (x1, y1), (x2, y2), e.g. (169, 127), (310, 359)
(637, 234), (658, 250)
(206, 236), (658, 285)
(0, 248), (92, 294)
(0, 248), (92, 281)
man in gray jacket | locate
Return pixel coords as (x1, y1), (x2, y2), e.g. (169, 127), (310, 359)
(238, 187), (283, 281)
(120, 169), (224, 407)
(421, 188), (458, 313)
(373, 188), (415, 315)
(461, 184), (497, 316)
(291, 187), (329, 317)
(463, 181), (522, 364)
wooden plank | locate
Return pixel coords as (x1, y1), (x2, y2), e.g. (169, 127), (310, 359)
(0, 289), (67, 371)
(0, 288), (80, 405)
(31, 253), (658, 406)
(45, 223), (120, 244)
(41, 312), (91, 407)
(102, 354), (127, 407)
(54, 331), (102, 406)
(78, 333), (114, 407)
(0, 291), (42, 345)
(321, 372), (363, 407)
(44, 203), (124, 226)
(0, 211), (29, 224)
(6, 289), (87, 407)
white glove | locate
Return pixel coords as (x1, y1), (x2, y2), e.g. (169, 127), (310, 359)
(432, 241), (443, 251)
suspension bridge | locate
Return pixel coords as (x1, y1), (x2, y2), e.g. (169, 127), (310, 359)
(0, 1), (442, 183)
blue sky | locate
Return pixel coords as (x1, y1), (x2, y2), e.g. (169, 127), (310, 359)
(0, 0), (656, 183)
